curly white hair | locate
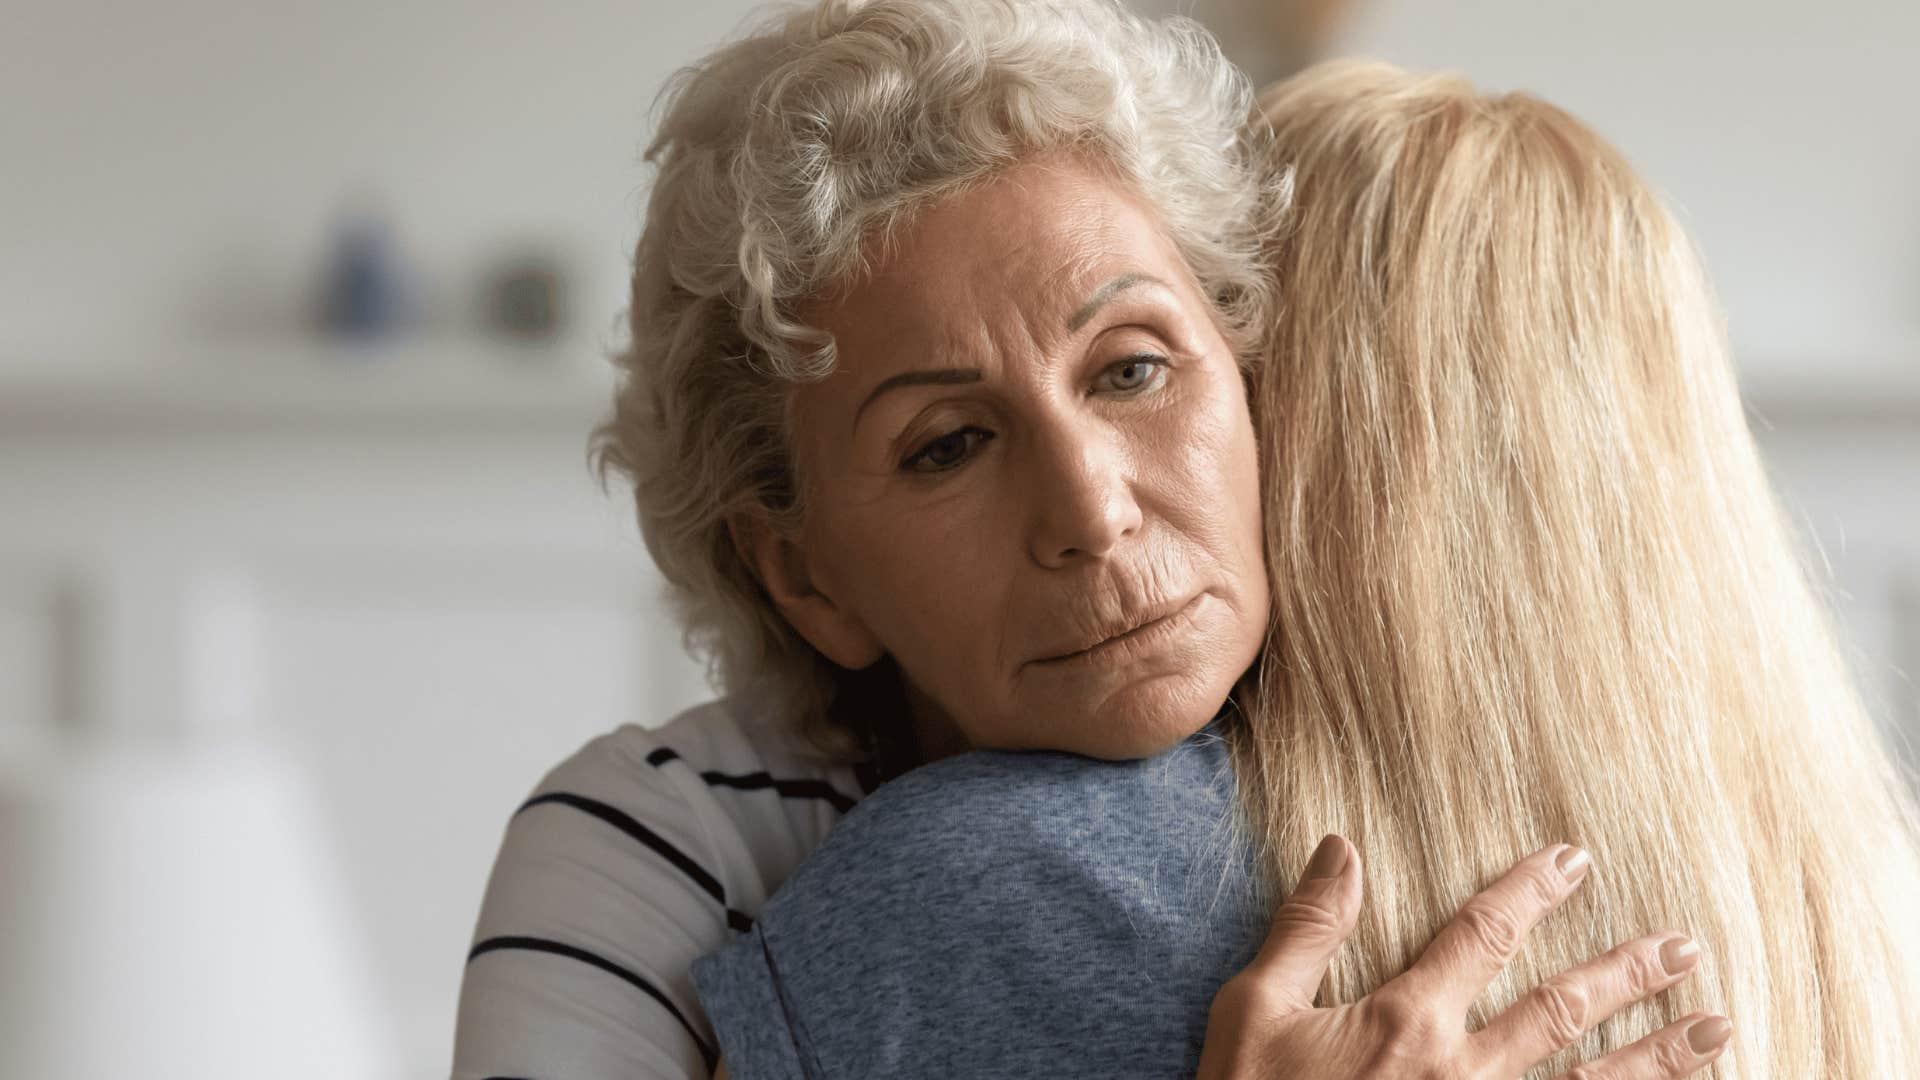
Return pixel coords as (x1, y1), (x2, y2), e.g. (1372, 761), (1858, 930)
(587, 0), (1286, 760)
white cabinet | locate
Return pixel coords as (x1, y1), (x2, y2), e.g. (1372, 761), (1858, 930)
(0, 341), (714, 1079)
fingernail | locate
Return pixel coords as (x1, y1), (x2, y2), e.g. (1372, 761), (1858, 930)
(1555, 844), (1591, 882)
(1687, 1016), (1731, 1053)
(1661, 936), (1700, 975)
(1305, 835), (1347, 881)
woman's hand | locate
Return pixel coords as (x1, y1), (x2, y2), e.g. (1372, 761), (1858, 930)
(1196, 837), (1733, 1079)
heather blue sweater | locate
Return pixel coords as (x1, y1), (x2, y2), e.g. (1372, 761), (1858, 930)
(690, 714), (1267, 1078)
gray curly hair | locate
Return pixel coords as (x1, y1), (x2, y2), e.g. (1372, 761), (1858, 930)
(587, 0), (1287, 763)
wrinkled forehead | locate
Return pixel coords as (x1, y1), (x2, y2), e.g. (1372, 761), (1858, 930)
(803, 160), (1200, 372)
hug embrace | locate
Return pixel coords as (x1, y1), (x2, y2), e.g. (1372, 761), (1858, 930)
(453, 1), (1920, 1077)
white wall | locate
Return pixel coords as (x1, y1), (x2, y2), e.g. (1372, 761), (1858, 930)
(1, 1), (772, 354)
(1319, 0), (1920, 372)
(6, 1), (1915, 370)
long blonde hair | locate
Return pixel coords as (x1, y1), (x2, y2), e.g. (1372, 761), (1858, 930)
(1227, 59), (1920, 1077)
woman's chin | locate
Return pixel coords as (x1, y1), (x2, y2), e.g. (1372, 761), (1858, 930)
(1005, 592), (1254, 759)
(1044, 672), (1230, 761)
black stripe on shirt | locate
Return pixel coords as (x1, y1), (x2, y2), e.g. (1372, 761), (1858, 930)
(645, 747), (860, 814)
(513, 792), (756, 932)
(516, 792), (726, 902)
(467, 934), (717, 1073)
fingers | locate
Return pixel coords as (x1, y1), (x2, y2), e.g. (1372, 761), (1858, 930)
(1472, 931), (1705, 1076)
(1392, 843), (1590, 1016)
(1547, 1011), (1733, 1079)
(1233, 833), (1363, 1014)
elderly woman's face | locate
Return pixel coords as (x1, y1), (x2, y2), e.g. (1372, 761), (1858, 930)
(752, 157), (1268, 761)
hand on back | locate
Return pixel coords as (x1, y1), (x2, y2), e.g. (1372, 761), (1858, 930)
(1197, 837), (1732, 1079)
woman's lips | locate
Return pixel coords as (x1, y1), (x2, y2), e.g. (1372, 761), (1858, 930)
(1031, 594), (1205, 667)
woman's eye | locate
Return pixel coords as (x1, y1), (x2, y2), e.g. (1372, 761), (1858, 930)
(1096, 353), (1170, 395)
(901, 426), (994, 473)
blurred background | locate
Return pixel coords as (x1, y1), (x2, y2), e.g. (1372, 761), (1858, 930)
(0, 0), (1914, 1076)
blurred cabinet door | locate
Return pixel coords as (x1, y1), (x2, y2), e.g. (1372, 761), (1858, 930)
(1750, 408), (1920, 776)
(0, 375), (711, 1079)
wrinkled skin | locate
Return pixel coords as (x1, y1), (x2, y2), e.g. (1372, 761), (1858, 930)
(737, 153), (1269, 762)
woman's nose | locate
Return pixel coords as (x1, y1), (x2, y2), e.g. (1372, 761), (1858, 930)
(1026, 423), (1143, 568)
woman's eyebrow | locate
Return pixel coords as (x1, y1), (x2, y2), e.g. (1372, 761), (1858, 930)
(850, 273), (1171, 435)
(1066, 272), (1169, 332)
(853, 367), (983, 432)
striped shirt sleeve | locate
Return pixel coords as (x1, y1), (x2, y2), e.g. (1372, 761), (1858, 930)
(451, 697), (867, 1080)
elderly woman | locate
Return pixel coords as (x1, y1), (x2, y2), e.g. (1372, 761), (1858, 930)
(456, 2), (1293, 1070)
(451, 2), (1920, 1078)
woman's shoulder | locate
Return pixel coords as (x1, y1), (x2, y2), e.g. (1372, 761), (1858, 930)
(714, 720), (1263, 1040)
(466, 693), (871, 966)
(520, 694), (870, 901)
(784, 721), (1242, 894)
(546, 694), (860, 796)
(853, 718), (1236, 822)
(455, 695), (871, 1078)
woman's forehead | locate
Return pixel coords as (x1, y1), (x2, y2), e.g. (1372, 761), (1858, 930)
(813, 164), (1195, 354)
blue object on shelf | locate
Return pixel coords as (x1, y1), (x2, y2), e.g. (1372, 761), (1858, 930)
(320, 212), (413, 343)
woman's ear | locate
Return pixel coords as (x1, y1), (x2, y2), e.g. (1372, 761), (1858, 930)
(727, 512), (886, 671)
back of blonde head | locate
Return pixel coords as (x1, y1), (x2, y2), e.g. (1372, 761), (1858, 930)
(1228, 59), (1920, 1076)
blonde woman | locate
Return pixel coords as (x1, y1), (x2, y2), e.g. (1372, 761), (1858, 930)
(1224, 59), (1920, 1077)
(683, 60), (1920, 1079)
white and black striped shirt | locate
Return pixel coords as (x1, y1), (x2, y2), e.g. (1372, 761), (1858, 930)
(451, 697), (874, 1079)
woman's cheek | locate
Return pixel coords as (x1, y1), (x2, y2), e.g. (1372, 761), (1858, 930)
(867, 503), (987, 621)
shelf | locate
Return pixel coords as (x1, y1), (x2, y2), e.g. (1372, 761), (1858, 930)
(1738, 352), (1920, 426)
(2, 339), (1913, 434)
(0, 337), (622, 434)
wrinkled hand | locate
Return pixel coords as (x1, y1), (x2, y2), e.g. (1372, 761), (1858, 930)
(1196, 837), (1732, 1079)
